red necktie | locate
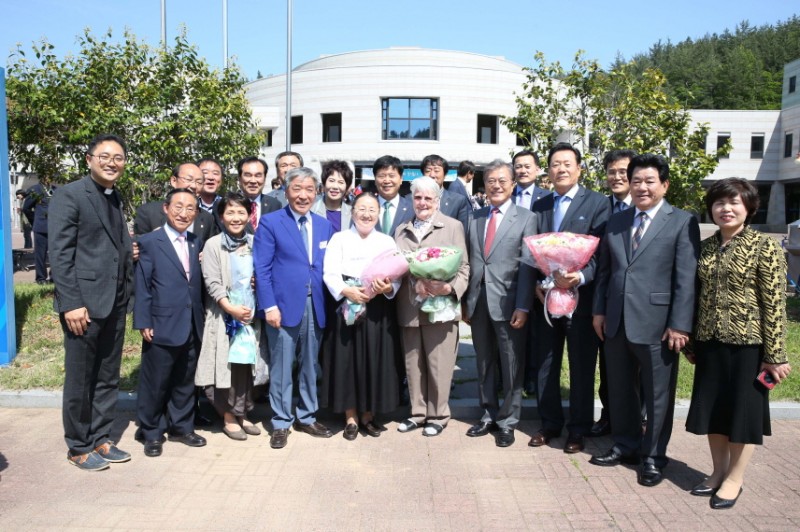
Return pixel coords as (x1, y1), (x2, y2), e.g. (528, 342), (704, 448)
(484, 207), (500, 256)
(250, 202), (258, 230)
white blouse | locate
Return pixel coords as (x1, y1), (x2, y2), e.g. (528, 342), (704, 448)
(323, 226), (401, 301)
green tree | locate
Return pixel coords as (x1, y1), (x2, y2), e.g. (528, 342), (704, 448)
(502, 51), (730, 212)
(6, 28), (265, 215)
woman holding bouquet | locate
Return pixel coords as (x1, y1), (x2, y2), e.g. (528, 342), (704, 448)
(196, 193), (268, 440)
(395, 176), (470, 436)
(685, 178), (791, 509)
(320, 193), (402, 440)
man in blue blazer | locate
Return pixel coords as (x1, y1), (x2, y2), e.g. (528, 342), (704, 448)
(529, 144), (611, 454)
(254, 167), (335, 449)
(590, 154), (700, 487)
(134, 188), (207, 457)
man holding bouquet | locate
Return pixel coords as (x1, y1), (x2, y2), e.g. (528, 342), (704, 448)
(464, 160), (537, 447)
(529, 143), (610, 454)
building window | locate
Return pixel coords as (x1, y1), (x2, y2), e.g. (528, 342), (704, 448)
(790, 76), (797, 94)
(477, 114), (498, 144)
(381, 98), (438, 140)
(291, 116), (303, 145)
(717, 133), (731, 159)
(263, 129), (274, 148)
(322, 113), (342, 143)
(750, 134), (764, 159)
(787, 133), (795, 158)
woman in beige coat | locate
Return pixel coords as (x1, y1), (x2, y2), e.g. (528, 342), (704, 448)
(196, 193), (268, 440)
(394, 177), (469, 436)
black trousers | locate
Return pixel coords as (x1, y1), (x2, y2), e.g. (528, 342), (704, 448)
(136, 336), (199, 441)
(61, 301), (127, 454)
(33, 231), (48, 281)
(535, 312), (598, 436)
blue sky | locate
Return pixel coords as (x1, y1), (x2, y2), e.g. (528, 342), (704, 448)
(1, 1), (797, 80)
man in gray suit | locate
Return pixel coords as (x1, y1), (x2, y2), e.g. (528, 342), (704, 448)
(49, 134), (134, 471)
(590, 154), (700, 487)
(464, 159), (537, 447)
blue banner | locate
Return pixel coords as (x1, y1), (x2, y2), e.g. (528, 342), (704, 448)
(0, 67), (17, 365)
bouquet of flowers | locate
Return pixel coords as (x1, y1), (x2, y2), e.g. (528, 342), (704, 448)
(341, 248), (409, 325)
(225, 278), (257, 364)
(524, 232), (599, 324)
(406, 246), (462, 322)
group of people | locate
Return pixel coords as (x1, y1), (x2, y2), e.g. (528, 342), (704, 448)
(49, 133), (791, 511)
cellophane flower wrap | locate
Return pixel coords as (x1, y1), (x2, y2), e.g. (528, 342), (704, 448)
(361, 248), (409, 298)
(406, 246), (462, 323)
(524, 232), (599, 322)
(226, 278), (257, 364)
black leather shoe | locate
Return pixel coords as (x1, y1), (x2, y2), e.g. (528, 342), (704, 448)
(360, 421), (382, 438)
(589, 418), (611, 437)
(293, 421), (333, 438)
(144, 440), (163, 457)
(466, 421), (499, 437)
(589, 447), (640, 467)
(343, 423), (358, 441)
(168, 432), (207, 447)
(563, 433), (585, 454)
(495, 428), (515, 447)
(270, 428), (289, 449)
(637, 463), (663, 487)
(528, 428), (560, 447)
(710, 487), (743, 509)
(690, 482), (719, 496)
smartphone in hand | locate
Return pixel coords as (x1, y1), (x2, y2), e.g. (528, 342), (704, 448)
(756, 369), (776, 390)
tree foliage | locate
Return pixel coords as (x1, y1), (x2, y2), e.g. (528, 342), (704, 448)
(502, 51), (730, 212)
(6, 28), (265, 215)
(621, 16), (800, 110)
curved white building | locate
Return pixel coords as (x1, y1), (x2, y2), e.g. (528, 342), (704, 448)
(246, 47), (528, 181)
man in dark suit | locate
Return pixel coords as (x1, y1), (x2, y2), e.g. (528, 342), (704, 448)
(450, 160), (480, 210)
(266, 151), (303, 207)
(133, 163), (218, 246)
(134, 188), (207, 457)
(23, 181), (54, 283)
(237, 156), (282, 233)
(420, 154), (471, 234)
(49, 134), (134, 471)
(512, 150), (548, 210)
(529, 143), (611, 454)
(464, 159), (537, 448)
(590, 154), (700, 487)
(254, 167), (335, 449)
(197, 157), (224, 214)
(374, 155), (413, 235)
(591, 149), (637, 438)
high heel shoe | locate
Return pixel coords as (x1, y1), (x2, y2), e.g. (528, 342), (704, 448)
(710, 487), (743, 509)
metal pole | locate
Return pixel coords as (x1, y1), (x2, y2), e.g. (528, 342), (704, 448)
(285, 0), (292, 151)
(222, 0), (228, 68)
(161, 0), (167, 50)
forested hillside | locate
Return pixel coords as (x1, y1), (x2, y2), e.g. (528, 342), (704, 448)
(622, 16), (800, 110)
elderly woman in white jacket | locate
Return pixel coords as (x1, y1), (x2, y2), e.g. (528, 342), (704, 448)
(196, 192), (268, 440)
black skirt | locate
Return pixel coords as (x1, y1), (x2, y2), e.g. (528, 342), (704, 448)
(685, 340), (771, 444)
(319, 294), (400, 414)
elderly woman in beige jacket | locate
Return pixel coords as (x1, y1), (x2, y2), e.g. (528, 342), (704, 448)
(196, 193), (268, 440)
(394, 176), (470, 436)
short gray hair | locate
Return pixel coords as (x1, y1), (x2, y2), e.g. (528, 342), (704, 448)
(483, 159), (513, 180)
(409, 176), (442, 200)
(285, 167), (319, 188)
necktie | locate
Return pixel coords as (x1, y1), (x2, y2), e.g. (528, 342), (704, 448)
(177, 234), (190, 279)
(484, 207), (500, 256)
(382, 202), (393, 234)
(632, 212), (648, 253)
(614, 200), (624, 214)
(299, 215), (310, 261)
(553, 195), (570, 231)
(249, 201), (258, 230)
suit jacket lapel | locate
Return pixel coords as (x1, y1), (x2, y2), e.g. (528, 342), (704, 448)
(487, 204), (516, 258)
(477, 210), (488, 258)
(156, 228), (187, 277)
(281, 208), (308, 259)
(187, 233), (199, 280)
(559, 186), (585, 230)
(83, 177), (120, 250)
(630, 202), (672, 264)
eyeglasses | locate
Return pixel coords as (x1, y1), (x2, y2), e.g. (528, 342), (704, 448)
(90, 153), (126, 164)
(354, 208), (379, 215)
(485, 178), (511, 187)
(169, 204), (197, 215)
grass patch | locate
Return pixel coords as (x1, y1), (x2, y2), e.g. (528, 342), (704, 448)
(0, 284), (142, 391)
